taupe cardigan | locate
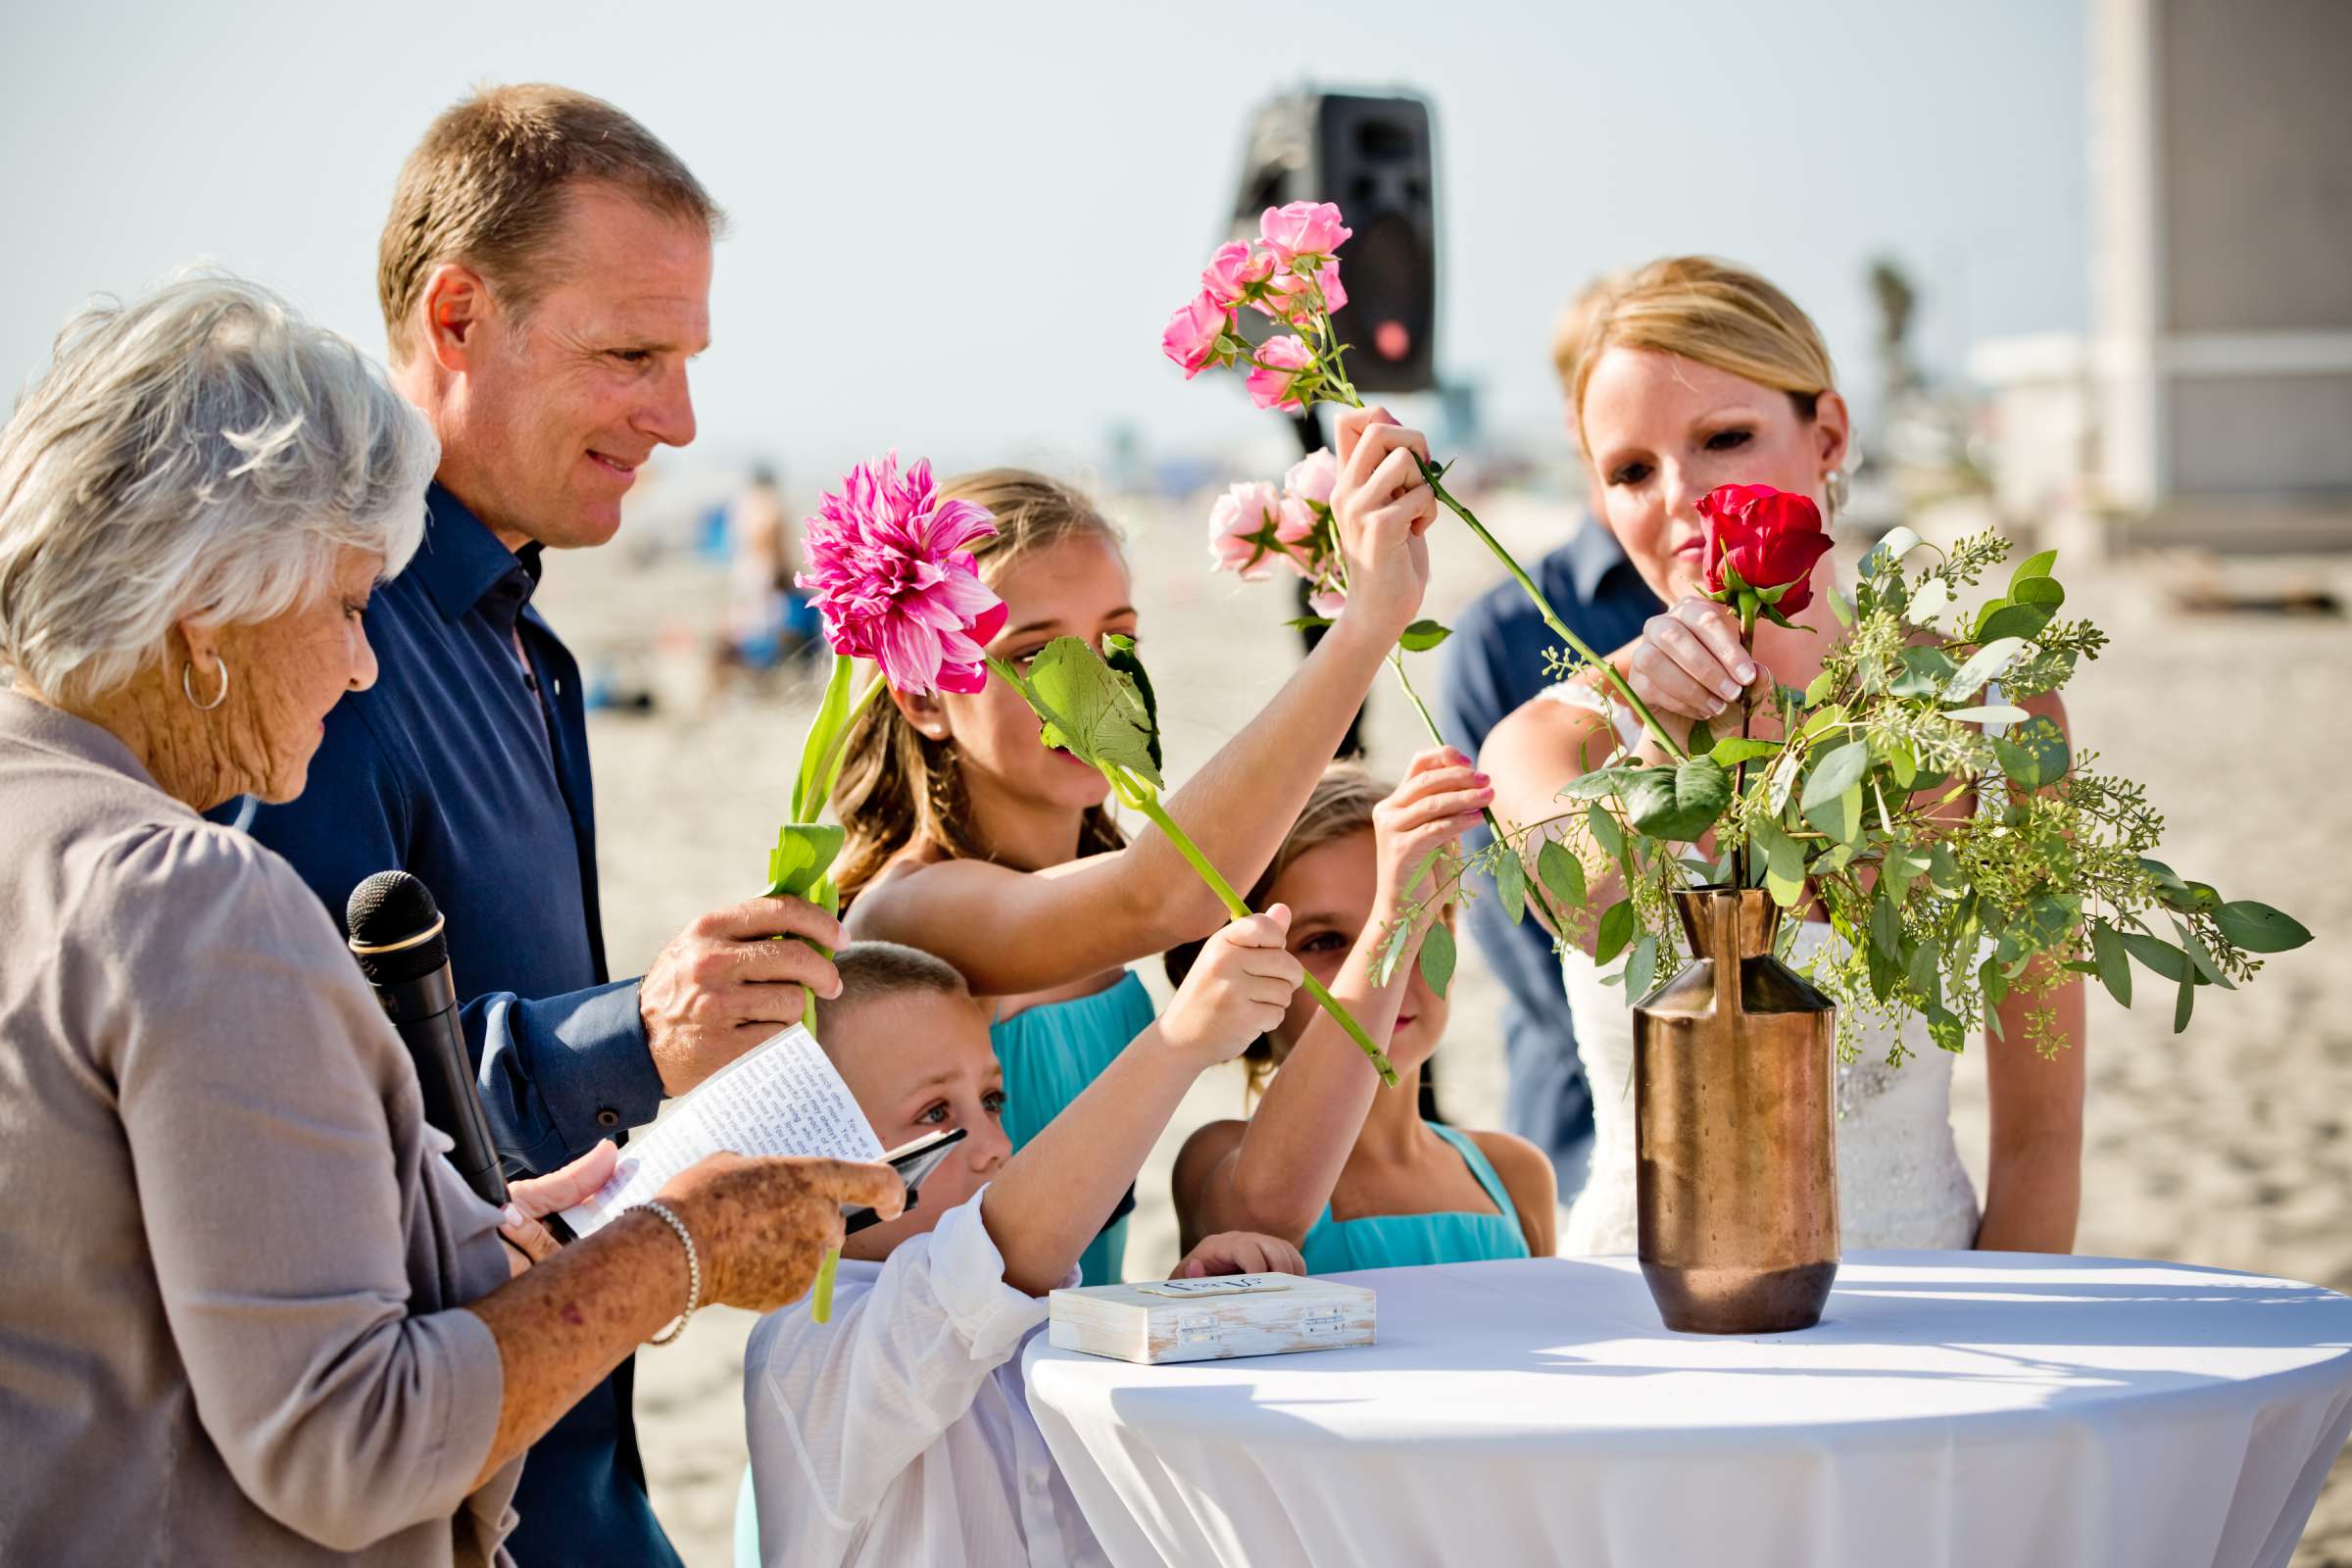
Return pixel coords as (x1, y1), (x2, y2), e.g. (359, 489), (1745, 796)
(0, 691), (522, 1563)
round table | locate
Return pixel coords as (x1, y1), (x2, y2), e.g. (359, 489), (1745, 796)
(1023, 1252), (2352, 1568)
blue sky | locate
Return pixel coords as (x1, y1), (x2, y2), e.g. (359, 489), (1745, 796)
(0, 0), (2085, 482)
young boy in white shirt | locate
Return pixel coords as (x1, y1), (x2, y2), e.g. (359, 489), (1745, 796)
(739, 916), (1309, 1568)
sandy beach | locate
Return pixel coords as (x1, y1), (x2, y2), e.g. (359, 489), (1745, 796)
(533, 482), (2352, 1566)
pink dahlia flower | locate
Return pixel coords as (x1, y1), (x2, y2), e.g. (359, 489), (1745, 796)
(797, 453), (1007, 696)
(1259, 201), (1352, 264)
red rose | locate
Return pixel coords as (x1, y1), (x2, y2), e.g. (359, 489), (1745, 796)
(1696, 483), (1833, 614)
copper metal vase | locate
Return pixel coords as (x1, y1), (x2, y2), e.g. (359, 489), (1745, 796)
(1634, 886), (1839, 1334)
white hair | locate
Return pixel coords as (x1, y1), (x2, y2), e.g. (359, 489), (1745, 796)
(0, 270), (437, 704)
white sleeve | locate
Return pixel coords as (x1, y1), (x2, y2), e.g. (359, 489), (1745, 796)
(743, 1187), (1050, 1556)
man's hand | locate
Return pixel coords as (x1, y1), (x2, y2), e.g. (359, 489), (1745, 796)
(638, 896), (846, 1097)
(1174, 1231), (1308, 1279)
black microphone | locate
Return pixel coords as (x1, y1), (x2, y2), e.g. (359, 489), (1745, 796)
(347, 871), (508, 1208)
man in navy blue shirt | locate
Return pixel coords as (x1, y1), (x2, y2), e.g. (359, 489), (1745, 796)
(221, 86), (840, 1567)
(1437, 277), (1660, 1205)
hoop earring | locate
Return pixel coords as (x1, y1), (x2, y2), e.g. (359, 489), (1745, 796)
(182, 657), (231, 712)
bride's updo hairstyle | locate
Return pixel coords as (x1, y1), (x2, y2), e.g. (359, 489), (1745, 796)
(1567, 257), (1841, 507)
(832, 468), (1129, 902)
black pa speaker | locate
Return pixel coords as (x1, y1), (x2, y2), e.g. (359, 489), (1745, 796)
(1228, 90), (1439, 395)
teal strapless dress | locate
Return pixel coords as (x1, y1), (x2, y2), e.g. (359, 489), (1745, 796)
(1298, 1123), (1532, 1274)
(991, 969), (1156, 1287)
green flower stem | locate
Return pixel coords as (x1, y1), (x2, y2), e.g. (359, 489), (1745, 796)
(1415, 458), (1687, 762)
(1125, 783), (1399, 1088)
(1386, 649), (1565, 932)
(1736, 596), (1759, 890)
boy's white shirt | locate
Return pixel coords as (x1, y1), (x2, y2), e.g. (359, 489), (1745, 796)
(742, 1185), (1104, 1568)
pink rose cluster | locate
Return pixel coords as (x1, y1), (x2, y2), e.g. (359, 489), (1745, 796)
(1206, 447), (1348, 615)
(1161, 201), (1353, 413)
(797, 452), (1007, 696)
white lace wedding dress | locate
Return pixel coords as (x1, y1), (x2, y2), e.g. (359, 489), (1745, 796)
(1544, 685), (1981, 1256)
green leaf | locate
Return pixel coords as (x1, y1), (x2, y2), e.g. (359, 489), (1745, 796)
(1397, 619), (1453, 653)
(1870, 890), (1903, 960)
(1537, 839), (1587, 908)
(1802, 671), (1838, 710)
(1907, 577), (1951, 625)
(1369, 917), (1411, 987)
(1588, 803), (1626, 860)
(1494, 849), (1528, 926)
(1417, 919), (1457, 998)
(1928, 841), (1966, 892)
(2121, 930), (2190, 983)
(2178, 922), (2234, 990)
(2213, 901), (2313, 954)
(1881, 846), (1933, 904)
(2010, 548), (2059, 590)
(2174, 965), (2196, 1033)
(793, 656), (859, 820)
(1862, 525), (1922, 578)
(1942, 637), (2029, 702)
(1800, 740), (1870, 812)
(2090, 919), (2132, 1007)
(1711, 736), (1784, 765)
(1799, 704), (1848, 743)
(1977, 601), (2057, 644)
(1685, 716), (1715, 758)
(1805, 783), (1863, 847)
(2012, 575), (2066, 611)
(1102, 634), (1164, 774)
(764, 821), (846, 900)
(1625, 933), (1660, 1005)
(1284, 614), (1335, 633)
(1766, 746), (1801, 814)
(1827, 586), (1854, 627)
(1002, 636), (1163, 789)
(1993, 713), (2071, 790)
(1625, 756), (1733, 842)
(1594, 899), (1636, 965)
(1944, 705), (2030, 725)
(1888, 645), (1959, 698)
(1559, 768), (1642, 803)
(1906, 935), (1941, 1004)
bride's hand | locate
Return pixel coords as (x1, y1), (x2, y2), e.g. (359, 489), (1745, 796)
(1630, 597), (1770, 724)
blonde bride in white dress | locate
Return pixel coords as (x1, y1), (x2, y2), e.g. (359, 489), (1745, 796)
(1479, 257), (2085, 1256)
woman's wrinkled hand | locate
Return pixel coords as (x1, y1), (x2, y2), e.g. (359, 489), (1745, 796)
(1630, 596), (1770, 724)
(654, 1152), (905, 1311)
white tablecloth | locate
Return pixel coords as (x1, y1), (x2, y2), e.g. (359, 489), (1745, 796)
(1024, 1253), (2352, 1568)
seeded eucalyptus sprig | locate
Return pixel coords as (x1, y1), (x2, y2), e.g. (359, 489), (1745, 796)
(1384, 529), (2312, 1061)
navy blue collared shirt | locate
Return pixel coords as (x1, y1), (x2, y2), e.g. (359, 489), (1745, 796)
(1438, 519), (1659, 1190)
(218, 484), (676, 1568)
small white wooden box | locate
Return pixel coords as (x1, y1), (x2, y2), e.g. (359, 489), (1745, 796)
(1048, 1274), (1376, 1364)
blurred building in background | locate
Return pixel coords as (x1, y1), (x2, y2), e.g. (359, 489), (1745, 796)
(1973, 0), (2352, 550)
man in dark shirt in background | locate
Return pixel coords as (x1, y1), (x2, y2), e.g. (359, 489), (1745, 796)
(221, 86), (841, 1567)
(1438, 278), (1659, 1206)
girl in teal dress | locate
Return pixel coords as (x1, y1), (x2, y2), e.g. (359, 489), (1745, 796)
(1174, 760), (1557, 1270)
(831, 433), (1435, 1284)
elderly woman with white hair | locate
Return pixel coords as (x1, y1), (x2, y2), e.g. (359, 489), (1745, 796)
(0, 274), (901, 1566)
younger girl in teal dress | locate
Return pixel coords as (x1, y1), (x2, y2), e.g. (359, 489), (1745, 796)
(834, 418), (1436, 1284)
(1174, 758), (1556, 1270)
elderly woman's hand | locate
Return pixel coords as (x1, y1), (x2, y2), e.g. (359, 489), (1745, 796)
(496, 1141), (621, 1275)
(656, 1152), (905, 1311)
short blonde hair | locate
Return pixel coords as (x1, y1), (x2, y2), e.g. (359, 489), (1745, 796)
(378, 83), (723, 363)
(1568, 257), (1837, 449)
(0, 272), (436, 705)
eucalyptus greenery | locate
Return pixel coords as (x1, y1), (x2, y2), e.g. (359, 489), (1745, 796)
(1384, 529), (2312, 1062)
